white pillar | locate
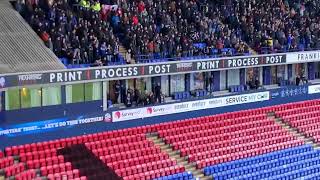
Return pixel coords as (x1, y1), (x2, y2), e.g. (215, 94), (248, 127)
(103, 81), (108, 111)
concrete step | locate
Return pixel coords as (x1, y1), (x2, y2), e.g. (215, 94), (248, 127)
(147, 134), (210, 180)
(117, 44), (136, 63)
(269, 114), (320, 148)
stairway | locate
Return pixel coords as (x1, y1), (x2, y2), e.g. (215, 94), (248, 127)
(118, 45), (135, 64)
(147, 134), (212, 180)
(57, 144), (121, 180)
(267, 112), (320, 149)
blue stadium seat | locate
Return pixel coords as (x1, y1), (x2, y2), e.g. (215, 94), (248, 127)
(173, 92), (179, 100)
(154, 172), (194, 180)
(204, 145), (313, 175)
(204, 145), (320, 180)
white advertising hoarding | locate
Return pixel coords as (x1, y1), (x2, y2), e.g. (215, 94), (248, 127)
(112, 91), (270, 122)
(286, 51), (320, 64)
(308, 84), (320, 94)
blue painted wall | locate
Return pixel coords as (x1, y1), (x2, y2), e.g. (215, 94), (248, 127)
(0, 100), (103, 125)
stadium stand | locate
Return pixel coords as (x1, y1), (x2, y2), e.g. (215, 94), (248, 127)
(18, 0), (254, 66)
(219, 0), (320, 54)
(17, 0), (320, 66)
(3, 100), (320, 179)
(2, 126), (190, 180)
(1, 0), (320, 179)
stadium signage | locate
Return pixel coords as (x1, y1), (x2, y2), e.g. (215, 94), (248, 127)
(18, 73), (43, 85)
(308, 84), (320, 94)
(12, 50), (320, 89)
(287, 51), (320, 63)
(0, 113), (110, 137)
(112, 91), (270, 122)
(195, 55), (285, 70)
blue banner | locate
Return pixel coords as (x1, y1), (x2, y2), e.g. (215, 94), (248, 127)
(0, 113), (112, 137)
(270, 85), (308, 99)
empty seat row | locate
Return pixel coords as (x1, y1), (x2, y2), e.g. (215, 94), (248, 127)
(4, 127), (155, 156)
(204, 144), (314, 175)
(19, 149), (57, 162)
(0, 156), (14, 169)
(104, 153), (169, 170)
(14, 169), (37, 180)
(189, 135), (299, 162)
(232, 158), (320, 180)
(154, 172), (195, 180)
(4, 163), (25, 177)
(274, 100), (320, 146)
(122, 165), (185, 180)
(40, 162), (73, 176)
(86, 140), (154, 154)
(47, 169), (84, 180)
(115, 159), (177, 177)
(195, 140), (303, 169)
(169, 124), (282, 151)
(84, 134), (146, 150)
(98, 146), (161, 163)
(179, 129), (288, 156)
(26, 155), (65, 169)
(159, 116), (268, 138)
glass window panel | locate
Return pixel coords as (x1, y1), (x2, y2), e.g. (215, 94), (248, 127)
(85, 82), (102, 101)
(42, 86), (61, 106)
(21, 88), (41, 108)
(66, 84), (84, 103)
(5, 88), (20, 110)
(170, 75), (185, 94)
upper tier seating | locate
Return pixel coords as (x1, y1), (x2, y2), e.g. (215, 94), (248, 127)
(19, 0), (251, 66)
(19, 0), (320, 65)
(220, 0), (320, 53)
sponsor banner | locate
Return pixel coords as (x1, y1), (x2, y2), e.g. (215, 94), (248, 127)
(195, 54), (286, 71)
(112, 91), (270, 122)
(308, 84), (320, 94)
(286, 51), (320, 63)
(271, 85), (308, 99)
(1, 53), (289, 88)
(112, 108), (145, 122)
(0, 113), (111, 137)
(144, 105), (175, 118)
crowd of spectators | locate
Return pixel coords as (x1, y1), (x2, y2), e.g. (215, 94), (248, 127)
(115, 0), (249, 59)
(16, 0), (320, 65)
(220, 0), (320, 54)
(112, 81), (164, 107)
(16, 0), (124, 65)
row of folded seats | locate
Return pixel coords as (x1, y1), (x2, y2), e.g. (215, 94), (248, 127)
(2, 99), (320, 179)
(173, 90), (208, 100)
(229, 85), (249, 93)
(204, 144), (320, 180)
(156, 106), (305, 172)
(0, 151), (41, 180)
(274, 99), (320, 143)
(2, 126), (191, 180)
(159, 115), (304, 169)
(85, 134), (186, 179)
